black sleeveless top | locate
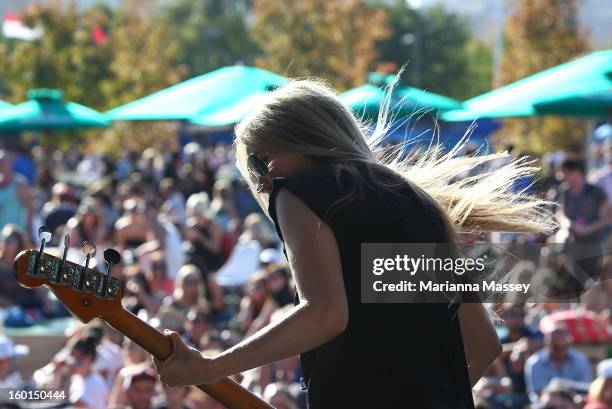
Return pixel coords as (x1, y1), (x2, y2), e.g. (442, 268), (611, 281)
(268, 162), (475, 409)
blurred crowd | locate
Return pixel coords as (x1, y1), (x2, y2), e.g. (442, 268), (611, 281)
(0, 126), (610, 409)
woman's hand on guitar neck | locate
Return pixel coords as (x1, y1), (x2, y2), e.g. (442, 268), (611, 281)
(152, 330), (225, 386)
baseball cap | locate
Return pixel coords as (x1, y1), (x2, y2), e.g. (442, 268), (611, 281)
(122, 365), (157, 389)
(0, 335), (29, 360)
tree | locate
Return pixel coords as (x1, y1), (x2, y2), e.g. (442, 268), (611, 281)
(0, 0), (185, 152)
(374, 2), (493, 100)
(160, 0), (257, 77)
(250, 0), (389, 90)
(98, 0), (187, 109)
(0, 0), (185, 109)
(0, 1), (113, 108)
(495, 0), (589, 155)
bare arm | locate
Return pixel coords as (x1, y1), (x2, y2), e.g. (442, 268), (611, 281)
(154, 188), (349, 385)
(458, 303), (503, 387)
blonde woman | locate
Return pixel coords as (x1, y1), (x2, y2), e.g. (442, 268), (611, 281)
(153, 79), (554, 408)
(157, 264), (211, 319)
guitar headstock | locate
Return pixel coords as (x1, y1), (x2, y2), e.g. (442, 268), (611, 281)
(13, 228), (123, 323)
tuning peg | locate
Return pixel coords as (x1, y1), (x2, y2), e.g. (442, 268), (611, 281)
(96, 248), (121, 298)
(34, 225), (52, 276)
(103, 249), (121, 275)
(38, 225), (52, 245)
(82, 241), (97, 259)
(52, 234), (71, 283)
(74, 241), (96, 291)
(82, 241), (96, 272)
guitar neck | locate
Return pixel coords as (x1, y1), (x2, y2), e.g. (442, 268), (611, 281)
(104, 308), (274, 409)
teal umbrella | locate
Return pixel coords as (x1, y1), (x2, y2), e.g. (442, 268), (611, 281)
(106, 66), (287, 123)
(0, 89), (109, 131)
(0, 100), (13, 112)
(533, 90), (612, 117)
(191, 92), (272, 127)
(442, 50), (612, 121)
(340, 73), (463, 120)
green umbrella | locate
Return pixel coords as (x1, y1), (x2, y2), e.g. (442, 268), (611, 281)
(0, 100), (13, 111)
(340, 73), (463, 120)
(442, 50), (612, 121)
(106, 66), (287, 122)
(191, 92), (272, 127)
(0, 89), (109, 131)
(533, 90), (612, 117)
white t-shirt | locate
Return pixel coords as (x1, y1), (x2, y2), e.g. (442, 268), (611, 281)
(161, 217), (184, 280)
(70, 372), (109, 409)
(214, 240), (262, 286)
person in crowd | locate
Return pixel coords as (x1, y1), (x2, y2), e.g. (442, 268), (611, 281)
(117, 367), (158, 409)
(163, 151), (182, 181)
(88, 323), (125, 389)
(144, 251), (174, 297)
(501, 303), (543, 344)
(525, 325), (592, 404)
(556, 158), (610, 244)
(209, 179), (240, 231)
(40, 182), (77, 237)
(159, 178), (186, 226)
(184, 306), (213, 349)
(157, 265), (211, 321)
(242, 213), (277, 250)
(67, 336), (110, 409)
(0, 335), (29, 389)
(538, 383), (580, 409)
(123, 268), (163, 316)
(0, 224), (46, 311)
(265, 265), (295, 308)
(115, 197), (152, 250)
(235, 270), (270, 335)
(65, 196), (107, 245)
(0, 150), (32, 234)
(585, 359), (612, 409)
(178, 161), (211, 200)
(502, 338), (533, 409)
(108, 340), (149, 408)
(154, 384), (192, 409)
(184, 193), (225, 276)
(138, 200), (184, 281)
(12, 144), (35, 186)
(139, 148), (163, 186)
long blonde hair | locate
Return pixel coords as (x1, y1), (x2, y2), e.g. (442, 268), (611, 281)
(234, 78), (556, 237)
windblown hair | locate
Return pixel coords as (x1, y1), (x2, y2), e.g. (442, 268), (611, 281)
(234, 78), (556, 237)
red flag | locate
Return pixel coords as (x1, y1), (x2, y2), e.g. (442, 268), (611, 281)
(92, 25), (107, 45)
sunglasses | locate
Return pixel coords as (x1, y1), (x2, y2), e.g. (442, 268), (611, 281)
(247, 153), (270, 186)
